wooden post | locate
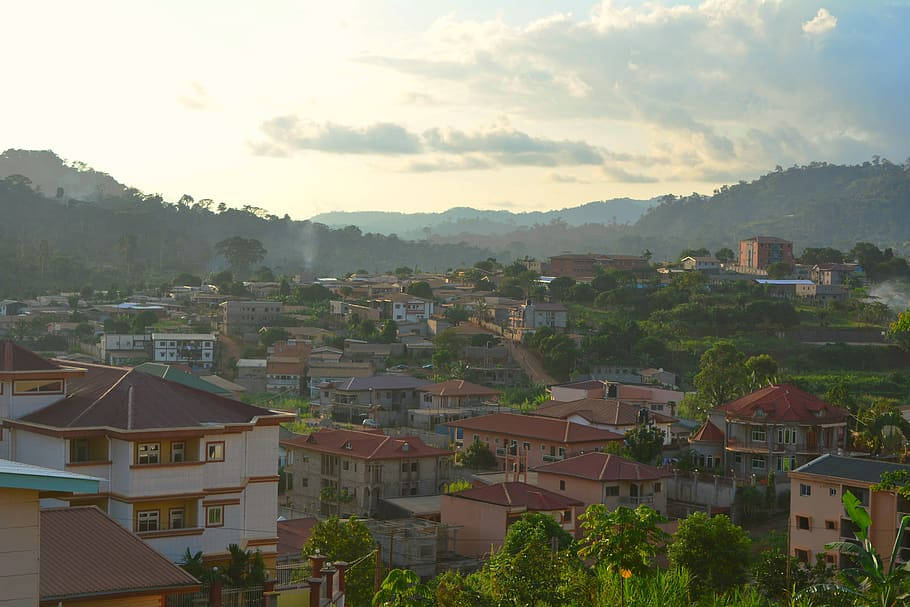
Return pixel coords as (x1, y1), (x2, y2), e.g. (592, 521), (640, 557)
(388, 529), (396, 572)
(374, 546), (382, 593)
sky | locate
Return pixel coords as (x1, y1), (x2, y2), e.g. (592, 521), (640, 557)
(1, 0), (908, 218)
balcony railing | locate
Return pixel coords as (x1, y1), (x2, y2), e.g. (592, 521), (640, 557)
(542, 454), (565, 463)
(620, 495), (655, 506)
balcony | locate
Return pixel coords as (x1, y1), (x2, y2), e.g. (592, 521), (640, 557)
(129, 461), (205, 496)
(620, 495), (655, 506)
(542, 454), (565, 463)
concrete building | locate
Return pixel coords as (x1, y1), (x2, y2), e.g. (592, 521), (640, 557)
(220, 300), (282, 336)
(377, 294), (435, 323)
(681, 256), (721, 272)
(509, 301), (568, 335)
(795, 282), (849, 302)
(151, 333), (216, 369)
(364, 518), (446, 580)
(236, 358), (268, 393)
(548, 254), (648, 279)
(281, 428), (453, 517)
(810, 263), (861, 286)
(100, 333), (152, 365)
(738, 236), (795, 270)
(418, 379), (501, 409)
(532, 398), (677, 445)
(318, 375), (431, 426)
(307, 362), (373, 400)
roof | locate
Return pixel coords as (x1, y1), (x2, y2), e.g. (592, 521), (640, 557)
(150, 333), (214, 340)
(714, 384), (848, 424)
(18, 361), (284, 431)
(533, 452), (670, 482)
(754, 279), (814, 285)
(267, 359), (303, 375)
(533, 398), (676, 426)
(446, 413), (624, 443)
(690, 420), (725, 443)
(330, 375), (431, 391)
(0, 458), (100, 494)
(133, 362), (230, 395)
(419, 379), (501, 397)
(198, 374), (247, 393)
(682, 256), (720, 263)
(236, 358), (267, 368)
(307, 363), (373, 378)
(793, 454), (910, 484)
(743, 236), (791, 244)
(528, 302), (567, 312)
(282, 428), (451, 460)
(0, 339), (64, 372)
(277, 517), (318, 557)
(814, 263), (859, 272)
(380, 494), (443, 516)
(449, 481), (581, 509)
(40, 507), (199, 601)
(554, 379), (606, 391)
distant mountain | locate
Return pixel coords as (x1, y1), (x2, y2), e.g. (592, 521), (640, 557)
(0, 149), (129, 203)
(310, 199), (657, 239)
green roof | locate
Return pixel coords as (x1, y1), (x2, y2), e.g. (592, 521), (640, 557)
(133, 363), (231, 396)
(0, 459), (100, 494)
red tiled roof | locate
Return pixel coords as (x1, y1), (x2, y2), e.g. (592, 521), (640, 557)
(0, 339), (64, 372)
(714, 384), (848, 424)
(282, 428), (452, 460)
(277, 517), (318, 557)
(446, 413), (624, 443)
(40, 506), (199, 601)
(691, 420), (725, 443)
(533, 398), (676, 426)
(450, 481), (581, 509)
(19, 361), (285, 430)
(533, 452), (670, 482)
(419, 379), (500, 397)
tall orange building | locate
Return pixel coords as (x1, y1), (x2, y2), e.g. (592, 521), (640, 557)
(738, 236), (794, 270)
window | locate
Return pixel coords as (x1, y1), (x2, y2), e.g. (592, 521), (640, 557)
(559, 480), (566, 491)
(799, 483), (812, 496)
(343, 461), (349, 471)
(825, 553), (836, 565)
(72, 439), (90, 462)
(562, 510), (572, 523)
(206, 505), (224, 527)
(169, 508), (185, 530)
(558, 447), (566, 458)
(751, 456), (766, 471)
(825, 520), (837, 530)
(796, 515), (811, 530)
(777, 456), (796, 472)
(751, 429), (767, 442)
(794, 548), (810, 563)
(14, 379), (64, 394)
(286, 472), (294, 491)
(402, 462), (409, 472)
(523, 442), (531, 451)
(137, 510), (160, 532)
(541, 444), (546, 452)
(734, 453), (742, 465)
(777, 428), (797, 445)
(206, 442), (225, 462)
(654, 482), (662, 493)
(604, 486), (619, 497)
(137, 443), (160, 465)
(302, 477), (309, 487)
(411, 462), (418, 472)
(171, 442), (185, 463)
(830, 487), (837, 497)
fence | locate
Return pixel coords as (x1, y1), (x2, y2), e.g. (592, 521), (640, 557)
(166, 585), (264, 607)
(221, 585), (264, 607)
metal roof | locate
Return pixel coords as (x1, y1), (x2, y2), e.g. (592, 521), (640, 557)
(794, 454), (910, 484)
(0, 459), (101, 494)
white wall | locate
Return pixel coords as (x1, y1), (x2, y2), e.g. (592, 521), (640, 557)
(0, 488), (40, 607)
(14, 431), (65, 471)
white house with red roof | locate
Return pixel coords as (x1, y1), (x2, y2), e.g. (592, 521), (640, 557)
(281, 428), (453, 517)
(706, 384), (848, 477)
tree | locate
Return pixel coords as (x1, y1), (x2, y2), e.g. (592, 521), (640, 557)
(303, 517), (375, 607)
(501, 512), (574, 555)
(173, 272), (202, 286)
(887, 309), (910, 350)
(260, 327), (290, 348)
(548, 276), (576, 301)
(852, 399), (910, 456)
(591, 272), (617, 293)
(130, 310), (158, 334)
(799, 247), (844, 265)
(751, 547), (810, 601)
(667, 512), (751, 593)
(214, 236), (266, 276)
(406, 281), (433, 299)
(714, 247), (736, 263)
(443, 479), (472, 493)
(690, 343), (749, 415)
(373, 569), (432, 607)
(578, 504), (669, 577)
(745, 354), (779, 389)
(460, 441), (496, 470)
(766, 262), (793, 279)
(622, 423), (665, 465)
(379, 320), (398, 344)
(679, 247), (710, 259)
(251, 266), (275, 282)
(224, 543), (266, 587)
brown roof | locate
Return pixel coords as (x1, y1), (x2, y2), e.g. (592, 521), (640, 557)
(450, 481), (581, 509)
(267, 358), (303, 375)
(0, 339), (64, 372)
(40, 506), (199, 601)
(282, 428), (451, 460)
(533, 452), (670, 482)
(19, 361), (284, 430)
(714, 384), (848, 424)
(419, 379), (500, 397)
(277, 517), (318, 557)
(533, 398), (676, 426)
(446, 413), (624, 443)
(690, 420), (725, 443)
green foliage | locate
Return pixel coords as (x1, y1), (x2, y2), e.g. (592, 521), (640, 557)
(714, 248), (736, 263)
(406, 281), (434, 299)
(687, 342), (750, 418)
(577, 504), (669, 577)
(745, 354), (779, 388)
(460, 441), (496, 470)
(766, 262), (793, 279)
(303, 517), (375, 607)
(215, 236), (266, 276)
(443, 479), (472, 493)
(373, 569), (432, 607)
(852, 398), (910, 456)
(668, 512), (752, 593)
(379, 320), (399, 343)
(549, 276), (577, 301)
(259, 326), (290, 348)
(887, 309), (910, 350)
(622, 424), (665, 465)
(799, 247), (845, 265)
(525, 326), (578, 379)
(501, 512), (574, 555)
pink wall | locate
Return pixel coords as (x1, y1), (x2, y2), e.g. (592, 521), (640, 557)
(441, 495), (509, 557)
(536, 472), (668, 515)
(459, 430), (609, 470)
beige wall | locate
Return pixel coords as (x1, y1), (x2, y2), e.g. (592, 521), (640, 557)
(536, 473), (668, 515)
(440, 495), (509, 557)
(0, 488), (40, 607)
(457, 431), (607, 470)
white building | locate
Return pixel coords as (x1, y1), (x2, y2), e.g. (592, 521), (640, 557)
(381, 294), (435, 323)
(0, 340), (288, 569)
(152, 333), (216, 369)
(680, 256), (721, 272)
(100, 333), (152, 365)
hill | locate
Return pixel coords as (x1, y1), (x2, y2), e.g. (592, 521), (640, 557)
(0, 149), (130, 203)
(309, 199), (656, 239)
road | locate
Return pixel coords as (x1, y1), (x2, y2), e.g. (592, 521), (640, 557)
(507, 340), (558, 386)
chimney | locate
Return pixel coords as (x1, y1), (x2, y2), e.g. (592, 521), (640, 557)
(127, 385), (134, 430)
(307, 577), (322, 607)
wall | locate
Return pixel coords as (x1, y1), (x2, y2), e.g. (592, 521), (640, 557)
(536, 473), (668, 515)
(667, 472), (737, 510)
(441, 495), (508, 557)
(0, 487), (39, 607)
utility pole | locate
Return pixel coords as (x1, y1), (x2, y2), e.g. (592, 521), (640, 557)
(387, 529), (396, 572)
(374, 545), (382, 593)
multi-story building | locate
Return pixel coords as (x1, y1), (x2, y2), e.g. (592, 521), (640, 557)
(795, 282), (848, 302)
(446, 413), (623, 471)
(375, 294), (434, 323)
(417, 379), (501, 409)
(738, 236), (795, 270)
(534, 451), (670, 514)
(220, 300), (282, 336)
(100, 333), (152, 365)
(152, 333), (216, 369)
(548, 254), (648, 279)
(810, 263), (861, 286)
(532, 398), (677, 445)
(235, 358), (267, 393)
(509, 302), (568, 335)
(788, 455), (910, 568)
(705, 384), (849, 477)
(281, 428), (453, 517)
(318, 375), (431, 426)
(306, 362), (373, 399)
(0, 341), (287, 568)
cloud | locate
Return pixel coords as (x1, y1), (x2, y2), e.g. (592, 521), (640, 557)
(549, 173), (590, 184)
(178, 82), (212, 111)
(255, 117), (422, 155)
(404, 156), (492, 172)
(423, 127), (603, 165)
(602, 165), (659, 183)
(802, 8), (837, 35)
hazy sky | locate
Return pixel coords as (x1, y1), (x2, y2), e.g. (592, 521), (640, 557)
(2, 1), (907, 218)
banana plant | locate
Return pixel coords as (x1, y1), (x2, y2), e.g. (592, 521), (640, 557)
(798, 490), (910, 607)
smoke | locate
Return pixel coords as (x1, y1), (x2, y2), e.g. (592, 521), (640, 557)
(299, 222), (319, 270)
(869, 280), (910, 311)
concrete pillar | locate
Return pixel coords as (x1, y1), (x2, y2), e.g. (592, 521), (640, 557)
(335, 561), (349, 592)
(308, 577), (323, 607)
(322, 567), (336, 600)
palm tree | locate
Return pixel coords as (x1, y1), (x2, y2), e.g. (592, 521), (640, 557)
(853, 402), (910, 456)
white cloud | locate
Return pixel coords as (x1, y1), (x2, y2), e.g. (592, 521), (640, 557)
(802, 8), (837, 35)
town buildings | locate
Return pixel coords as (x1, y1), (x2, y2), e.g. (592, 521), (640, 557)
(418, 379), (501, 409)
(235, 358), (268, 393)
(509, 301), (568, 335)
(221, 300), (282, 336)
(377, 293), (435, 323)
(100, 333), (152, 365)
(810, 263), (861, 286)
(548, 254), (648, 279)
(318, 375), (431, 426)
(306, 361), (373, 400)
(532, 398), (677, 445)
(680, 256), (721, 272)
(281, 428), (453, 517)
(738, 236), (795, 270)
(152, 332), (216, 369)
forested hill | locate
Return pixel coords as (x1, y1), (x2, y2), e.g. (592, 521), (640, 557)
(0, 176), (493, 297)
(632, 161), (910, 254)
(0, 149), (130, 203)
(310, 198), (656, 239)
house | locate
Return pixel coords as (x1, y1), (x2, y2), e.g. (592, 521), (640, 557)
(40, 506), (201, 606)
(687, 420), (726, 471)
(329, 300), (382, 321)
(134, 362), (232, 396)
(441, 482), (581, 556)
(365, 518), (446, 579)
(281, 428), (453, 517)
(221, 300), (282, 336)
(377, 293), (435, 323)
(418, 379), (501, 409)
(532, 398), (677, 445)
(795, 282), (848, 302)
(588, 366), (643, 384)
(611, 383), (685, 417)
(548, 254), (648, 280)
(198, 374), (248, 399)
(738, 236), (795, 270)
(533, 451), (670, 514)
(707, 384), (849, 477)
(0, 343), (288, 568)
(343, 342), (404, 364)
(309, 346), (344, 364)
(0, 299), (28, 316)
(681, 256), (721, 272)
(755, 278), (813, 299)
(236, 358), (268, 393)
(267, 357), (304, 394)
(100, 333), (152, 365)
(810, 263), (860, 286)
(788, 455), (910, 568)
(277, 516), (318, 567)
(306, 362), (373, 400)
(509, 301), (568, 335)
(446, 413), (624, 470)
(151, 333), (216, 369)
(0, 458), (101, 607)
(550, 379), (609, 402)
(318, 375), (431, 426)
(639, 368), (678, 388)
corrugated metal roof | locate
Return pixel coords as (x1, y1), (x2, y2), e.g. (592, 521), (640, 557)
(0, 458), (101, 493)
(0, 339), (63, 372)
(794, 454), (910, 483)
(533, 452), (670, 482)
(282, 428), (451, 460)
(446, 413), (624, 443)
(449, 481), (582, 509)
